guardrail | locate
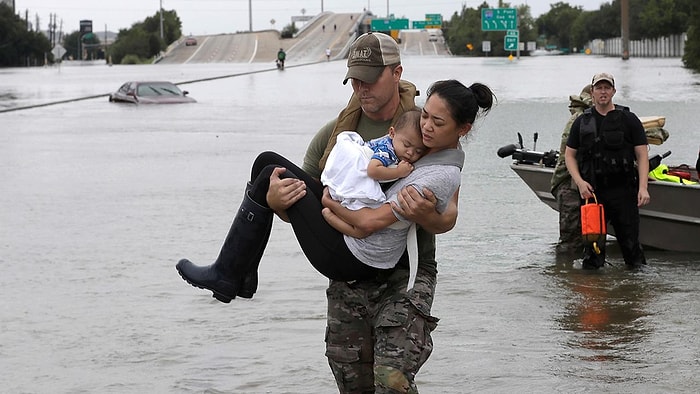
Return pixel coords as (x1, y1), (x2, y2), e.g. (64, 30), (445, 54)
(585, 33), (687, 57)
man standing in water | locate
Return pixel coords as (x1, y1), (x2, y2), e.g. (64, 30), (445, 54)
(266, 32), (459, 393)
(565, 72), (650, 269)
(550, 85), (592, 254)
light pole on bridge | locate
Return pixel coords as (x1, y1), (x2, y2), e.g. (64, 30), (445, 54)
(159, 0), (164, 39)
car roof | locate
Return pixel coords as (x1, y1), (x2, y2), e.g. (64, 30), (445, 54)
(129, 81), (178, 85)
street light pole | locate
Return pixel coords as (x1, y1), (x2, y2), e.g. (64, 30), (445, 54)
(159, 0), (164, 39)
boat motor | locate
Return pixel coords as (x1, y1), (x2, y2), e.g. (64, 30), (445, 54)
(497, 132), (559, 167)
(648, 150), (671, 171)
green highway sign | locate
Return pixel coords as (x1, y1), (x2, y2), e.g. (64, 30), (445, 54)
(504, 36), (518, 51)
(371, 18), (409, 31)
(412, 20), (441, 30)
(481, 8), (518, 31)
(425, 14), (442, 22)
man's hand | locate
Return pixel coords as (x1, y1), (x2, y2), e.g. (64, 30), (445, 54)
(638, 187), (650, 207)
(575, 180), (595, 200)
(266, 167), (306, 219)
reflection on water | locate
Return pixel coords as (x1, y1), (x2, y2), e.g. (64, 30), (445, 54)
(550, 263), (655, 363)
(543, 252), (700, 391)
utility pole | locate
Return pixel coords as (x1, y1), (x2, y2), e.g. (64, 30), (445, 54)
(249, 0), (252, 32)
(621, 0), (630, 60)
(160, 0), (164, 39)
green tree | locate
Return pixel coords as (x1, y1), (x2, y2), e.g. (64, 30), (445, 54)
(62, 30), (102, 60)
(0, 3), (52, 67)
(682, 6), (700, 71)
(280, 22), (298, 39)
(536, 2), (584, 51)
(639, 0), (691, 38)
(107, 9), (182, 64)
(110, 27), (153, 64)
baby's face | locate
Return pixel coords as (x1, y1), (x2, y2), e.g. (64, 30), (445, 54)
(392, 126), (426, 163)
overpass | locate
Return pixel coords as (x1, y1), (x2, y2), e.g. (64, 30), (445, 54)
(157, 12), (449, 65)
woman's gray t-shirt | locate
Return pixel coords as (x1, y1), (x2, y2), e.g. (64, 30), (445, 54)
(343, 156), (462, 269)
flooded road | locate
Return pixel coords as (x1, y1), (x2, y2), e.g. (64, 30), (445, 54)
(1, 55), (700, 393)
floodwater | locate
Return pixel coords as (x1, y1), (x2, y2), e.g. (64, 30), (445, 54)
(1, 55), (700, 393)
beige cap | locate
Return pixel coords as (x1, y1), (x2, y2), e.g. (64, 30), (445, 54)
(591, 72), (615, 88)
(343, 32), (401, 85)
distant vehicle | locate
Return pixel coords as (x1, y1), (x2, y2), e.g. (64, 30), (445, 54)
(108, 81), (196, 104)
(428, 31), (438, 42)
(185, 36), (197, 46)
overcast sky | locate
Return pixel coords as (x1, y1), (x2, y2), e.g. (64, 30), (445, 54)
(13, 0), (609, 36)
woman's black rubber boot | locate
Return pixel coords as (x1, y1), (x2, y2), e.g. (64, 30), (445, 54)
(176, 192), (272, 303)
(235, 182), (273, 299)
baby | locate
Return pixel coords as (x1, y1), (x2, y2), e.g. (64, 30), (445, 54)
(321, 109), (426, 211)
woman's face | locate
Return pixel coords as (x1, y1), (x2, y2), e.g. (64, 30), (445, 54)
(420, 94), (471, 151)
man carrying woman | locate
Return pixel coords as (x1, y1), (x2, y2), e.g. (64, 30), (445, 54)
(176, 32), (496, 393)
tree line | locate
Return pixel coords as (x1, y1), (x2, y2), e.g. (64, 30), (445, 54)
(0, 1), (698, 71)
(0, 5), (183, 65)
(443, 0), (698, 69)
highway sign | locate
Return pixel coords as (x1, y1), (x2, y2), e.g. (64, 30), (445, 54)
(481, 8), (517, 31)
(425, 14), (442, 22)
(371, 18), (409, 31)
(504, 36), (518, 51)
(412, 21), (442, 29)
(51, 44), (66, 59)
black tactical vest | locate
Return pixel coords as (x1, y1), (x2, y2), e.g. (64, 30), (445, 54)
(577, 106), (636, 182)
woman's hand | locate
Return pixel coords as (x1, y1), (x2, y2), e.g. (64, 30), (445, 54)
(392, 186), (459, 234)
(393, 186), (437, 219)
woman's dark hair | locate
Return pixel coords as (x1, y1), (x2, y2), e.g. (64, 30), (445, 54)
(425, 80), (496, 126)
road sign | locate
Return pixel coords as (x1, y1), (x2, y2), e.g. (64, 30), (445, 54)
(371, 18), (409, 31)
(481, 8), (517, 31)
(504, 36), (518, 51)
(291, 15), (312, 22)
(425, 14), (442, 22)
(51, 44), (66, 59)
(482, 41), (491, 52)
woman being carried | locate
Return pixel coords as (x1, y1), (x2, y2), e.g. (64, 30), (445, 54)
(175, 79), (495, 303)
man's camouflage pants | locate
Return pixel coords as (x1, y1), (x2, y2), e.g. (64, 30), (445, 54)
(325, 267), (438, 393)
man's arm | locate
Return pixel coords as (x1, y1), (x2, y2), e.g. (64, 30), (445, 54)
(565, 146), (594, 199)
(302, 120), (335, 179)
(634, 144), (650, 206)
(267, 120), (334, 222)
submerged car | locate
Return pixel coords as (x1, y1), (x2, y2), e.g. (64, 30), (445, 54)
(108, 81), (196, 104)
